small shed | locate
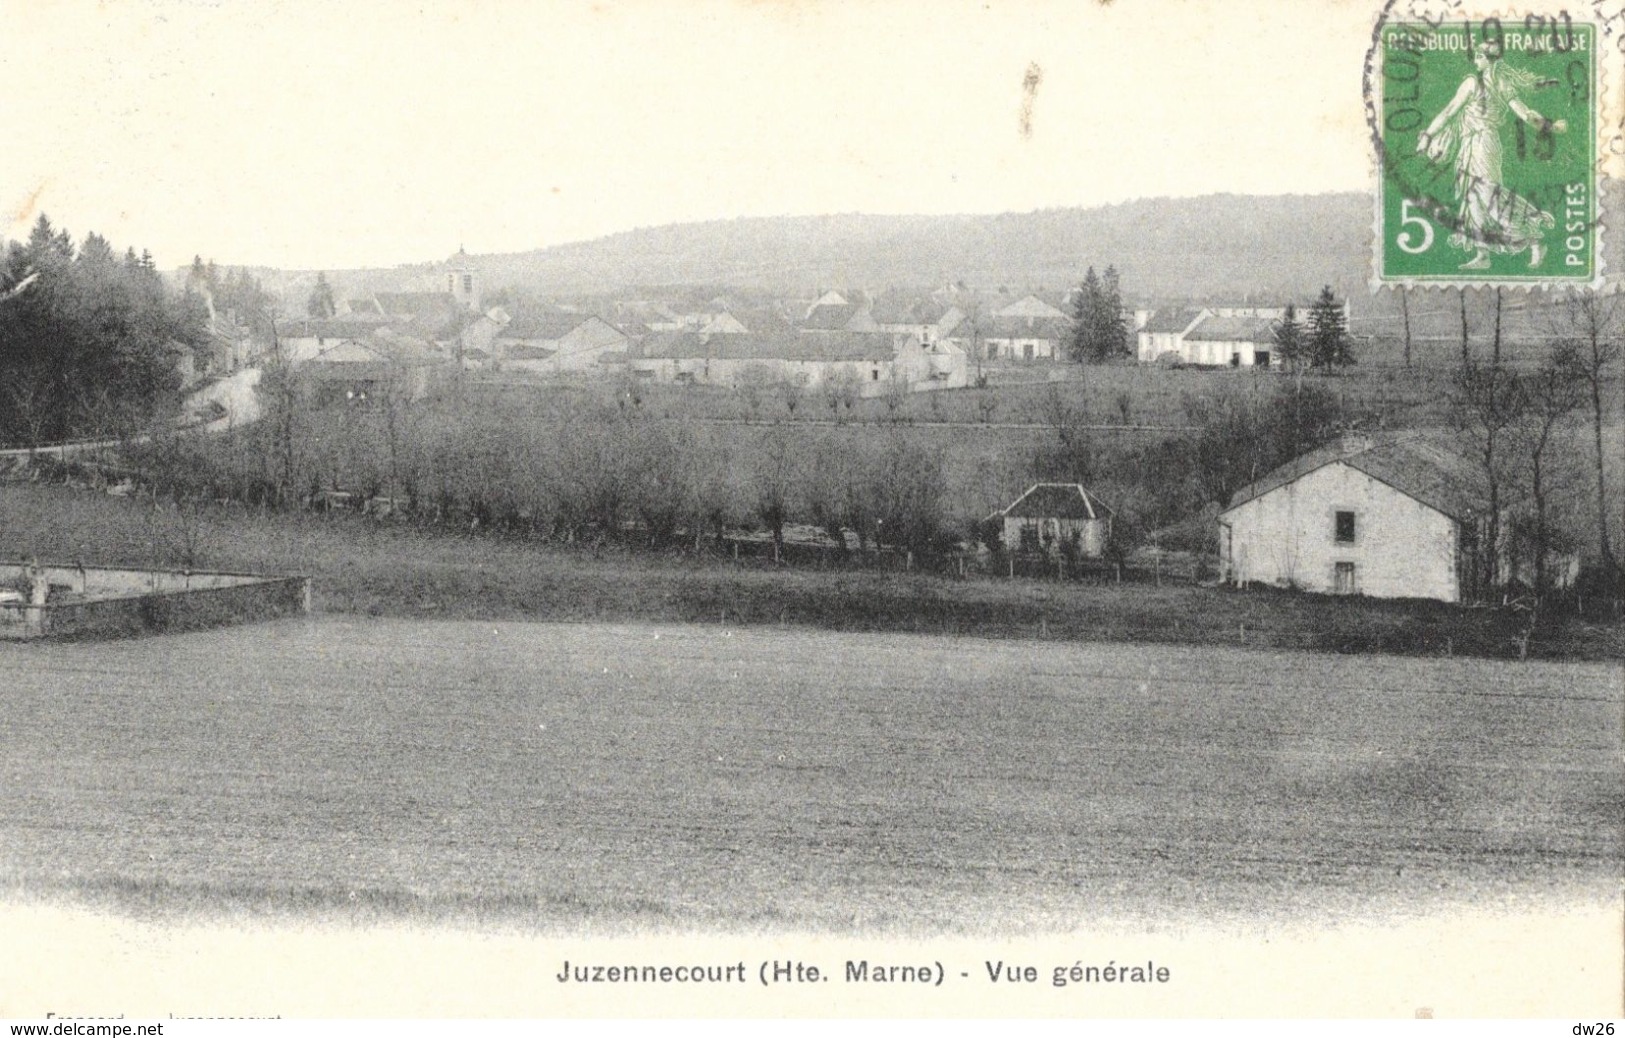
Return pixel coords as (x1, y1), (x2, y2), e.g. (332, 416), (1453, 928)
(995, 483), (1114, 557)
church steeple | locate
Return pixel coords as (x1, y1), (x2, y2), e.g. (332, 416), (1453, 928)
(447, 247), (480, 313)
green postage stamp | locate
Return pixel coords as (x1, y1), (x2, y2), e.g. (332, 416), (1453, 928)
(1373, 15), (1600, 285)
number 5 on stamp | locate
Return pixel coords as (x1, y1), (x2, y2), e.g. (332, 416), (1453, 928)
(1373, 17), (1599, 286)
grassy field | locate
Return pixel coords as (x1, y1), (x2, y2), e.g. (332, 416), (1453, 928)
(471, 357), (1622, 430)
(0, 618), (1618, 934)
(3, 481), (1621, 660)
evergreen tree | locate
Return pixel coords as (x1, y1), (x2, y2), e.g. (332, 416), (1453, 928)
(1306, 286), (1354, 369)
(186, 255), (215, 297)
(1272, 302), (1303, 370)
(1098, 266), (1129, 360)
(0, 213), (200, 446)
(308, 271), (337, 318)
(1068, 268), (1101, 362)
(78, 232), (115, 269)
(1068, 266), (1129, 362)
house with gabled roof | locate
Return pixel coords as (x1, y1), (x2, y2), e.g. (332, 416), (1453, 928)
(614, 300), (683, 332)
(1219, 432), (1503, 602)
(1135, 307), (1209, 363)
(698, 311), (750, 335)
(631, 330), (897, 388)
(279, 319), (368, 365)
(497, 314), (628, 374)
(806, 290), (850, 313)
(627, 330), (966, 394)
(302, 335), (448, 405)
(994, 293), (1069, 321)
(340, 297), (388, 321)
(799, 301), (878, 334)
(992, 484), (1114, 557)
(1182, 315), (1278, 368)
(943, 305), (1073, 363)
(870, 294), (966, 345)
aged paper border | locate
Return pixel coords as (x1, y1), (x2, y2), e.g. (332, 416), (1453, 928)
(2, 0), (1622, 1021)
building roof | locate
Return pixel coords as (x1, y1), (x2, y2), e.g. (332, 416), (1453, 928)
(502, 312), (594, 341)
(978, 315), (1072, 341)
(504, 343), (558, 361)
(638, 331), (902, 363)
(1184, 315), (1277, 343)
(281, 319), (367, 340)
(308, 339), (443, 373)
(1223, 433), (1493, 522)
(374, 292), (459, 319)
(1141, 307), (1206, 335)
(343, 297), (385, 318)
(800, 302), (864, 331)
(309, 340), (383, 365)
(1001, 483), (1112, 520)
(995, 294), (1069, 320)
(699, 311), (750, 335)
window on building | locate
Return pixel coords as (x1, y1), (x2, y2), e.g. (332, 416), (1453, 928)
(1334, 561), (1357, 594)
(1335, 510), (1356, 544)
(462, 274), (473, 293)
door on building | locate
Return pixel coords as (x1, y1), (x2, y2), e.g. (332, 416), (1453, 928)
(1334, 562), (1357, 594)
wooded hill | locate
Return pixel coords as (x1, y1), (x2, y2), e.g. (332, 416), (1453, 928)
(462, 193), (1375, 300)
(249, 184), (1622, 315)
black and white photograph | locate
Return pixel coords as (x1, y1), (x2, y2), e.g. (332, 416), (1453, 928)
(1, 0), (1621, 1021)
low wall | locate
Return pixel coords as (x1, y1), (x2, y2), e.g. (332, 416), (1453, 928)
(0, 563), (309, 640)
(0, 563), (271, 596)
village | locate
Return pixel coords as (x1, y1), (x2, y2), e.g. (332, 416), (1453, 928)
(114, 241), (1606, 623)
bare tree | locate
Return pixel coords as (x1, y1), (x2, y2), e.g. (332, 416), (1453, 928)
(777, 377), (805, 417)
(1511, 342), (1585, 596)
(1399, 285), (1413, 369)
(871, 431), (947, 556)
(1037, 382), (1093, 484)
(975, 387), (999, 424)
(733, 364), (777, 421)
(805, 431), (853, 557)
(1551, 288), (1623, 577)
(822, 365), (861, 422)
(7, 379), (54, 459)
(257, 312), (305, 505)
(882, 373), (910, 423)
(1453, 328), (1527, 595)
(752, 423), (800, 563)
(374, 365), (419, 506)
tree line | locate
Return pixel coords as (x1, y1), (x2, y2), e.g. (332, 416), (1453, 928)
(1450, 288), (1623, 600)
(1, 215), (204, 447)
(124, 387), (959, 563)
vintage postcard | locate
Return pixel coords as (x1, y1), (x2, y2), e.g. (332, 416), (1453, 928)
(1, 0), (1622, 1024)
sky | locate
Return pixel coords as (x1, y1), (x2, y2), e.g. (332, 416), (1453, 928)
(3, 0), (1386, 271)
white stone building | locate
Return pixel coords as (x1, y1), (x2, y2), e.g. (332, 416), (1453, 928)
(1218, 434), (1496, 602)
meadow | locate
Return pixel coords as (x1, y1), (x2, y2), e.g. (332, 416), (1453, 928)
(0, 618), (1617, 934)
(3, 481), (1620, 660)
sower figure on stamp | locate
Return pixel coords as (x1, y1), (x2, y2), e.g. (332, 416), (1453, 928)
(1417, 41), (1565, 270)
